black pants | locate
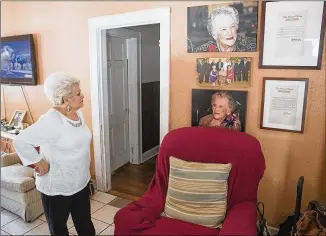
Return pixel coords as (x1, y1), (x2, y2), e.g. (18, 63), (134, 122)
(234, 73), (239, 82)
(41, 183), (95, 236)
(198, 73), (203, 83)
(243, 72), (248, 82)
(204, 72), (210, 83)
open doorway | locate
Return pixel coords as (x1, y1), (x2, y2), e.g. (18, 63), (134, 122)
(88, 8), (170, 193)
(105, 24), (160, 199)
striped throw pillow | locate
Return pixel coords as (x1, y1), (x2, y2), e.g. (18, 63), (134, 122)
(163, 156), (232, 228)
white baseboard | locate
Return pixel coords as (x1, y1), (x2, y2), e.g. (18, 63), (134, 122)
(142, 145), (159, 163)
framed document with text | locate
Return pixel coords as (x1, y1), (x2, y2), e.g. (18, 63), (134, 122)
(260, 78), (309, 133)
(259, 1), (326, 70)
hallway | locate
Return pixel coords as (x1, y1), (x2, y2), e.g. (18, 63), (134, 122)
(108, 157), (156, 201)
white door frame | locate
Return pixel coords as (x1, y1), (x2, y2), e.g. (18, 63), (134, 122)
(88, 7), (171, 192)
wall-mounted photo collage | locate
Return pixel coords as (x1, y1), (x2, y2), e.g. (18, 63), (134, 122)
(187, 1), (325, 133)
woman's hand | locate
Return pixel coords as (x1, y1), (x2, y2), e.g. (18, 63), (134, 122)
(34, 159), (50, 176)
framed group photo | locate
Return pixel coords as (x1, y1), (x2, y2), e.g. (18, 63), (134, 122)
(196, 57), (251, 88)
(192, 89), (248, 132)
(187, 1), (258, 53)
(259, 1), (326, 69)
(260, 78), (309, 133)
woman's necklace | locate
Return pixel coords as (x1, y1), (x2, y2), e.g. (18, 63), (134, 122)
(66, 116), (82, 127)
(53, 107), (83, 127)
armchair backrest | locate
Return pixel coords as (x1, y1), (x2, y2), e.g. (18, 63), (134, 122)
(156, 127), (265, 210)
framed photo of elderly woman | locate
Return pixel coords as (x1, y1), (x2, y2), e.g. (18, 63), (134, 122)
(191, 89), (248, 132)
(260, 78), (309, 133)
(187, 2), (258, 53)
(196, 57), (252, 88)
(259, 1), (326, 69)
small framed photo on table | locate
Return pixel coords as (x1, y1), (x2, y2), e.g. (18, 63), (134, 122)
(259, 1), (326, 70)
(9, 110), (26, 128)
(260, 78), (309, 133)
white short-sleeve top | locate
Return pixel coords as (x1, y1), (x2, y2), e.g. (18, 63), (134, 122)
(13, 108), (92, 196)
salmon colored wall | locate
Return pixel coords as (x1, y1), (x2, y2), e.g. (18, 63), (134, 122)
(1, 1), (325, 226)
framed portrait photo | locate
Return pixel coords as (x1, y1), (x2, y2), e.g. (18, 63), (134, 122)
(9, 110), (27, 128)
(187, 2), (258, 53)
(192, 89), (248, 132)
(260, 78), (309, 133)
(259, 1), (326, 69)
(196, 57), (252, 88)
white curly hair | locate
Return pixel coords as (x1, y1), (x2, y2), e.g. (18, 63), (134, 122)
(207, 5), (239, 39)
(44, 72), (80, 105)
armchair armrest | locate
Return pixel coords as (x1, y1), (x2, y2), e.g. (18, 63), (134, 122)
(1, 152), (22, 167)
(220, 201), (257, 236)
(114, 196), (162, 235)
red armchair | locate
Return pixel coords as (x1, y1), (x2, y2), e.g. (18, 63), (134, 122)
(114, 127), (266, 235)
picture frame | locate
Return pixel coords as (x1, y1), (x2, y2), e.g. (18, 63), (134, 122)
(187, 2), (258, 53)
(9, 110), (27, 128)
(1, 34), (38, 85)
(196, 57), (252, 88)
(259, 1), (326, 70)
(192, 89), (248, 132)
(260, 78), (309, 133)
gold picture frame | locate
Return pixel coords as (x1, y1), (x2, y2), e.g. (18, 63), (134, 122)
(9, 110), (27, 128)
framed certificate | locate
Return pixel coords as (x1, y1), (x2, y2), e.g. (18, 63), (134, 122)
(260, 78), (309, 133)
(259, 1), (326, 70)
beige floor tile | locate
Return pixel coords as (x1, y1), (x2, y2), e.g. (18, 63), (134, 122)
(2, 218), (43, 235)
(91, 205), (120, 224)
(108, 197), (132, 208)
(91, 192), (116, 204)
(24, 222), (50, 235)
(1, 210), (19, 226)
(69, 218), (109, 235)
(37, 214), (74, 229)
(66, 215), (75, 229)
(38, 214), (46, 221)
(99, 224), (115, 235)
(91, 200), (105, 214)
(1, 230), (10, 235)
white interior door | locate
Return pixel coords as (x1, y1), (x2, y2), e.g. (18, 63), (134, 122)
(107, 35), (130, 172)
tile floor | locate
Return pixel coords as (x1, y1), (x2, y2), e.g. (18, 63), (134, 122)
(1, 192), (131, 235)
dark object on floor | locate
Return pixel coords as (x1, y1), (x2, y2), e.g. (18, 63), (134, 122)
(278, 176), (304, 236)
(257, 202), (271, 236)
(294, 201), (326, 236)
(89, 179), (95, 198)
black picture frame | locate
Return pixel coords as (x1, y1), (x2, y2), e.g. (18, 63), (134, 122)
(1, 34), (38, 85)
(259, 1), (326, 70)
(260, 78), (309, 133)
(191, 89), (248, 132)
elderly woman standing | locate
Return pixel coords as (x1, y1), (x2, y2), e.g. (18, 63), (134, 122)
(194, 5), (256, 52)
(13, 72), (95, 236)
